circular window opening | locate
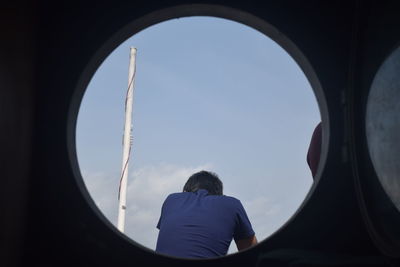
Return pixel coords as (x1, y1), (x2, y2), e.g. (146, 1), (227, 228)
(74, 14), (323, 259)
(366, 45), (400, 212)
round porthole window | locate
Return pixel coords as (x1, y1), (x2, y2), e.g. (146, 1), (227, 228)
(74, 13), (322, 259)
(366, 46), (400, 212)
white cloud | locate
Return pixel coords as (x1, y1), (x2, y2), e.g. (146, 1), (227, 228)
(123, 163), (212, 250)
(226, 195), (281, 254)
(81, 170), (119, 225)
(243, 196), (281, 240)
(82, 163), (292, 256)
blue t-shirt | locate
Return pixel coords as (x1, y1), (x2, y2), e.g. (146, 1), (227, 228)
(155, 189), (255, 258)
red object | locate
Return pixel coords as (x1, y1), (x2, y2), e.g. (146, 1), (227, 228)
(307, 122), (322, 179)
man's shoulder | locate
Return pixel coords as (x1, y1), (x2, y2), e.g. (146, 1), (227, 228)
(164, 192), (242, 207)
(167, 192), (183, 197)
(164, 192), (191, 201)
(216, 195), (243, 209)
(221, 195), (241, 202)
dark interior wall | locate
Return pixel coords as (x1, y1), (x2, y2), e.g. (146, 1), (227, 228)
(350, 1), (400, 260)
(0, 2), (36, 267)
(1, 1), (399, 266)
(28, 1), (372, 265)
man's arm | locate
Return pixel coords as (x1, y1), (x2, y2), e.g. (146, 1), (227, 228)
(235, 235), (258, 251)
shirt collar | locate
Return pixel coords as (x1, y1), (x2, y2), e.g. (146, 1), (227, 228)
(196, 189), (209, 195)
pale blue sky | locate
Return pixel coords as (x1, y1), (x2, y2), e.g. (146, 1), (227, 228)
(76, 17), (320, 255)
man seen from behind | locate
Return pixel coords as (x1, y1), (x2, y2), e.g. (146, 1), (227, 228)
(155, 171), (257, 258)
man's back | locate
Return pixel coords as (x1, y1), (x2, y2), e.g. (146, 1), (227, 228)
(156, 189), (254, 258)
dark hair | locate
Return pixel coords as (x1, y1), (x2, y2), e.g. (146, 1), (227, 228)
(183, 171), (223, 195)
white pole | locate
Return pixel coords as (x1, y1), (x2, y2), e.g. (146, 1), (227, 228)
(117, 47), (137, 232)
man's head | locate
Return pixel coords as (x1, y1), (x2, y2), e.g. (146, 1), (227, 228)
(183, 171), (223, 195)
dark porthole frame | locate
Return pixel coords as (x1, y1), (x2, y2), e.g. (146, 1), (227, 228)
(67, 3), (329, 263)
(357, 44), (400, 258)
